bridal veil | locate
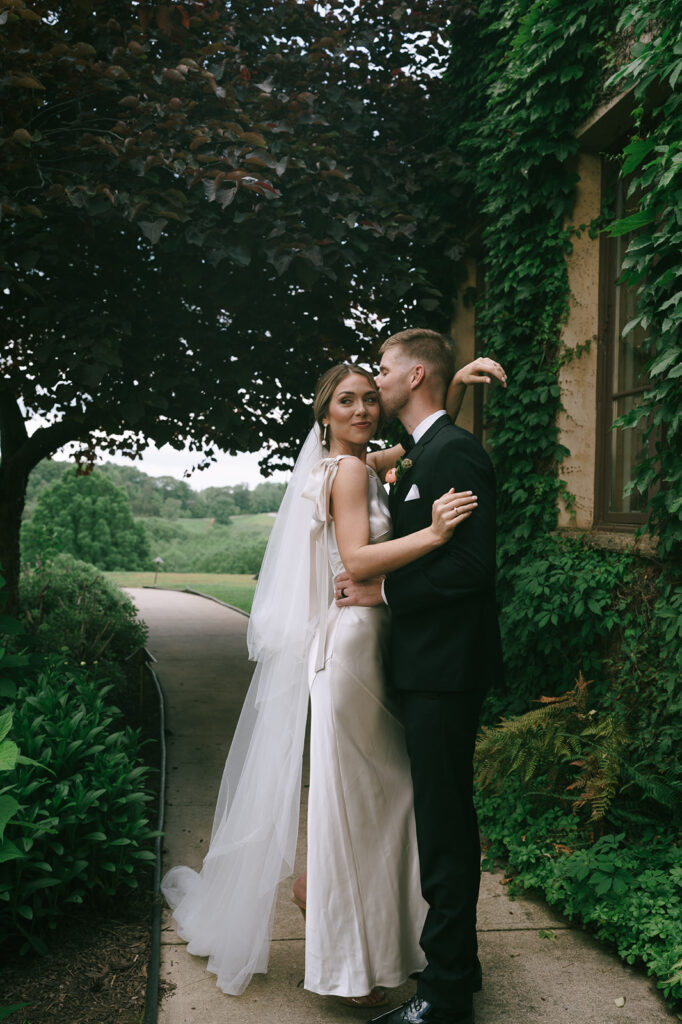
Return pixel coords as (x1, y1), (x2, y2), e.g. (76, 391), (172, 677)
(161, 425), (326, 994)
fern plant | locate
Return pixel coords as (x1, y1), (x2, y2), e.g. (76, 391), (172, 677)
(475, 674), (627, 823)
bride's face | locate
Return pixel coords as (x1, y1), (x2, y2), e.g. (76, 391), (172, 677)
(324, 373), (381, 451)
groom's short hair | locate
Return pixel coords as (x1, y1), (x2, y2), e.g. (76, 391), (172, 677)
(380, 329), (455, 397)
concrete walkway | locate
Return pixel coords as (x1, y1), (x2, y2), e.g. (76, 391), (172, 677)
(126, 588), (676, 1024)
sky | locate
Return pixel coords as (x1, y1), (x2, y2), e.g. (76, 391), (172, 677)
(44, 434), (291, 491)
(105, 442), (292, 490)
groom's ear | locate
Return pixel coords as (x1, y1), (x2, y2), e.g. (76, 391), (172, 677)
(410, 364), (426, 389)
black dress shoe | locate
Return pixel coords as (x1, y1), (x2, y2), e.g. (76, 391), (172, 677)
(367, 995), (474, 1024)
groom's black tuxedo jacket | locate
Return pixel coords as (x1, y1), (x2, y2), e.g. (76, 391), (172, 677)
(385, 414), (503, 694)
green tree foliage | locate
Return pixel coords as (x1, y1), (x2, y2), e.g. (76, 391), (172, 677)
(200, 481), (286, 521)
(0, 0), (458, 608)
(250, 481), (286, 513)
(21, 470), (150, 571)
(22, 459), (66, 519)
(200, 489), (236, 526)
(100, 465), (197, 518)
(24, 457), (287, 522)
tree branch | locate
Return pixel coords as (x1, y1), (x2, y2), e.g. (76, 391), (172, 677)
(0, 391), (93, 479)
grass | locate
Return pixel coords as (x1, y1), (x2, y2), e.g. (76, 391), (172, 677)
(106, 572), (258, 613)
(227, 513), (276, 538)
(169, 513), (275, 538)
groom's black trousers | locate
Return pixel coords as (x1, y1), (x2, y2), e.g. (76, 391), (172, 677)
(399, 688), (484, 1012)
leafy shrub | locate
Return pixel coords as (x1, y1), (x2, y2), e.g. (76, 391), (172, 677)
(141, 517), (190, 547)
(19, 554), (147, 670)
(0, 572), (33, 704)
(0, 707), (22, 870)
(476, 669), (682, 1006)
(477, 781), (682, 1003)
(612, 574), (682, 821)
(488, 536), (682, 825)
(0, 573), (38, 867)
(0, 656), (157, 953)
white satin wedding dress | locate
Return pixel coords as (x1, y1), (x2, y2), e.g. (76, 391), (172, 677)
(161, 437), (426, 998)
(303, 456), (427, 996)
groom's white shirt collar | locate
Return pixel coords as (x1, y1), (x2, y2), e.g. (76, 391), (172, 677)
(411, 409), (447, 444)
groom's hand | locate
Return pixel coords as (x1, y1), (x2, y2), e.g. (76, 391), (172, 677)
(334, 572), (384, 608)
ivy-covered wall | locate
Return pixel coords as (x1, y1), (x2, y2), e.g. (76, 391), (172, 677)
(442, 0), (682, 1002)
(443, 0), (681, 720)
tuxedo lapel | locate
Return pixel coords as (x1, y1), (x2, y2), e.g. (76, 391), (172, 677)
(391, 414), (451, 511)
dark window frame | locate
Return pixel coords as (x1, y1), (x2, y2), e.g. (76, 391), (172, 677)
(594, 159), (652, 530)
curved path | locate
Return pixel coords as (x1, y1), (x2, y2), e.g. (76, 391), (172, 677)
(127, 588), (675, 1024)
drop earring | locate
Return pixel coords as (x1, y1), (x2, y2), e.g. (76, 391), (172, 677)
(322, 423), (329, 448)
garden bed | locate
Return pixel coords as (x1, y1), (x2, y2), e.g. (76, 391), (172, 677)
(1, 892), (164, 1024)
(2, 653), (164, 1024)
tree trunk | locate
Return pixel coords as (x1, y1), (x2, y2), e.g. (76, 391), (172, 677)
(0, 390), (85, 614)
(0, 465), (28, 616)
(0, 391), (30, 615)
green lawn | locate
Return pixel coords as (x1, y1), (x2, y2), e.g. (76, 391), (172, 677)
(171, 513), (275, 537)
(106, 572), (257, 613)
(171, 517), (216, 533)
(223, 513), (276, 538)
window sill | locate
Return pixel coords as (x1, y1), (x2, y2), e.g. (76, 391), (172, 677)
(556, 525), (659, 559)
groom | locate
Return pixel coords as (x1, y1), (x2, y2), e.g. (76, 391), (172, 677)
(335, 329), (504, 1024)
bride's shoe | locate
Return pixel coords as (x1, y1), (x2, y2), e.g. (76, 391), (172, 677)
(337, 987), (388, 1009)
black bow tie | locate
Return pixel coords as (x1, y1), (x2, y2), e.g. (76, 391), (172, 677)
(403, 434), (415, 452)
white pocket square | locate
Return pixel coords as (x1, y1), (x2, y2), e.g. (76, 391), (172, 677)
(405, 484), (420, 501)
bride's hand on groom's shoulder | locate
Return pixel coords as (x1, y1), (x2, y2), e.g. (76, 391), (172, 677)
(334, 572), (384, 608)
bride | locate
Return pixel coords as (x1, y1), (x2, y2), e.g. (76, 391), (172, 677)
(161, 354), (505, 1006)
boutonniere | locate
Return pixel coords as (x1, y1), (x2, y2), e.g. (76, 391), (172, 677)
(385, 457), (412, 487)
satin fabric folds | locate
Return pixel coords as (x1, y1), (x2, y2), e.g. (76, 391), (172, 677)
(303, 457), (427, 995)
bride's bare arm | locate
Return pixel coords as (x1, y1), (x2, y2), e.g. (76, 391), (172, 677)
(446, 356), (508, 421)
(331, 458), (476, 582)
(367, 443), (405, 481)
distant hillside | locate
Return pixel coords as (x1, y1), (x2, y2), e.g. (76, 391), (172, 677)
(22, 460), (283, 575)
(142, 514), (275, 574)
(24, 459), (287, 521)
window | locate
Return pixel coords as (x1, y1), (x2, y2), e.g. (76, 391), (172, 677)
(595, 163), (651, 527)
